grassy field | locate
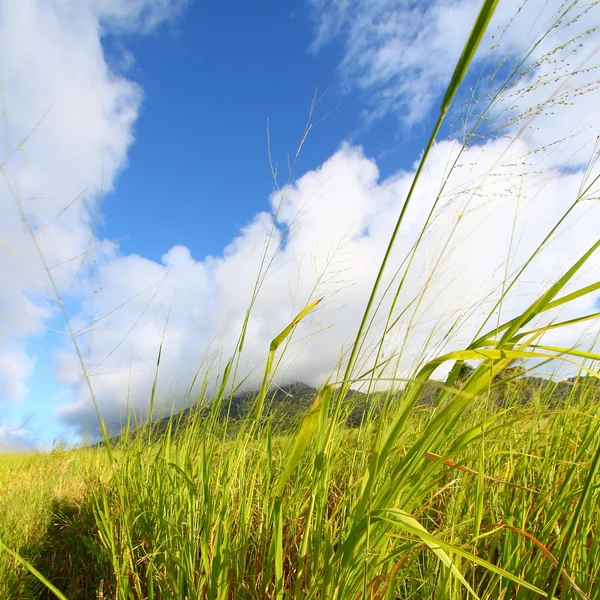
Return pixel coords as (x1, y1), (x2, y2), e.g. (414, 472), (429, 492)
(2, 0), (600, 598)
(1, 378), (599, 599)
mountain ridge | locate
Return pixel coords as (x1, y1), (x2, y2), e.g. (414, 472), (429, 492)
(104, 374), (600, 445)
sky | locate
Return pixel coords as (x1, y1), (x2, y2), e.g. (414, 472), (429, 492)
(1, 0), (599, 449)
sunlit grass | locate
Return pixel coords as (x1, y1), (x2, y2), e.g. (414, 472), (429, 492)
(0, 448), (109, 599)
(2, 381), (599, 598)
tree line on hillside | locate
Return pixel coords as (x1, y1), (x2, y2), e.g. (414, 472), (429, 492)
(103, 367), (600, 446)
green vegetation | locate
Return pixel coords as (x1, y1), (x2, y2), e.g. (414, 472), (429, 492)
(2, 377), (600, 598)
(2, 0), (600, 598)
(0, 449), (110, 598)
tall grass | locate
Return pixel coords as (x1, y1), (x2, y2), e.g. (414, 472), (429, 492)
(1, 0), (600, 598)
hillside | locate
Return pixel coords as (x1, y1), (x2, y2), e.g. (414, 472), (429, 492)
(106, 374), (600, 445)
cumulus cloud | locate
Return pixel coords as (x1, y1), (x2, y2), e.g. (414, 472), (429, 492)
(306, 0), (600, 143)
(58, 135), (600, 435)
(308, 0), (481, 124)
(489, 3), (600, 168)
(1, 0), (599, 440)
(0, 0), (184, 401)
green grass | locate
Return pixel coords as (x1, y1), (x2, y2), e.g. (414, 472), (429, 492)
(0, 448), (110, 599)
(1, 381), (599, 598)
(2, 0), (600, 598)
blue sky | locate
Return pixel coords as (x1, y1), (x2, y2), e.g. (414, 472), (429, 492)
(100, 1), (426, 261)
(1, 0), (599, 449)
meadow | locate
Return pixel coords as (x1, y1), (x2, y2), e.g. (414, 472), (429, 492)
(1, 0), (600, 598)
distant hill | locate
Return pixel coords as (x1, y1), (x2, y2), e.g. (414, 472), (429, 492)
(103, 374), (600, 446)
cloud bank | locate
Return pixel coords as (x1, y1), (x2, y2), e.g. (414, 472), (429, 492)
(1, 0), (599, 441)
(0, 0), (185, 442)
(57, 135), (600, 435)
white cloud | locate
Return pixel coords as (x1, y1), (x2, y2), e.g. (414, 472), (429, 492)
(0, 421), (37, 452)
(58, 135), (600, 435)
(489, 3), (600, 168)
(307, 0), (600, 142)
(0, 0), (184, 402)
(309, 0), (480, 124)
